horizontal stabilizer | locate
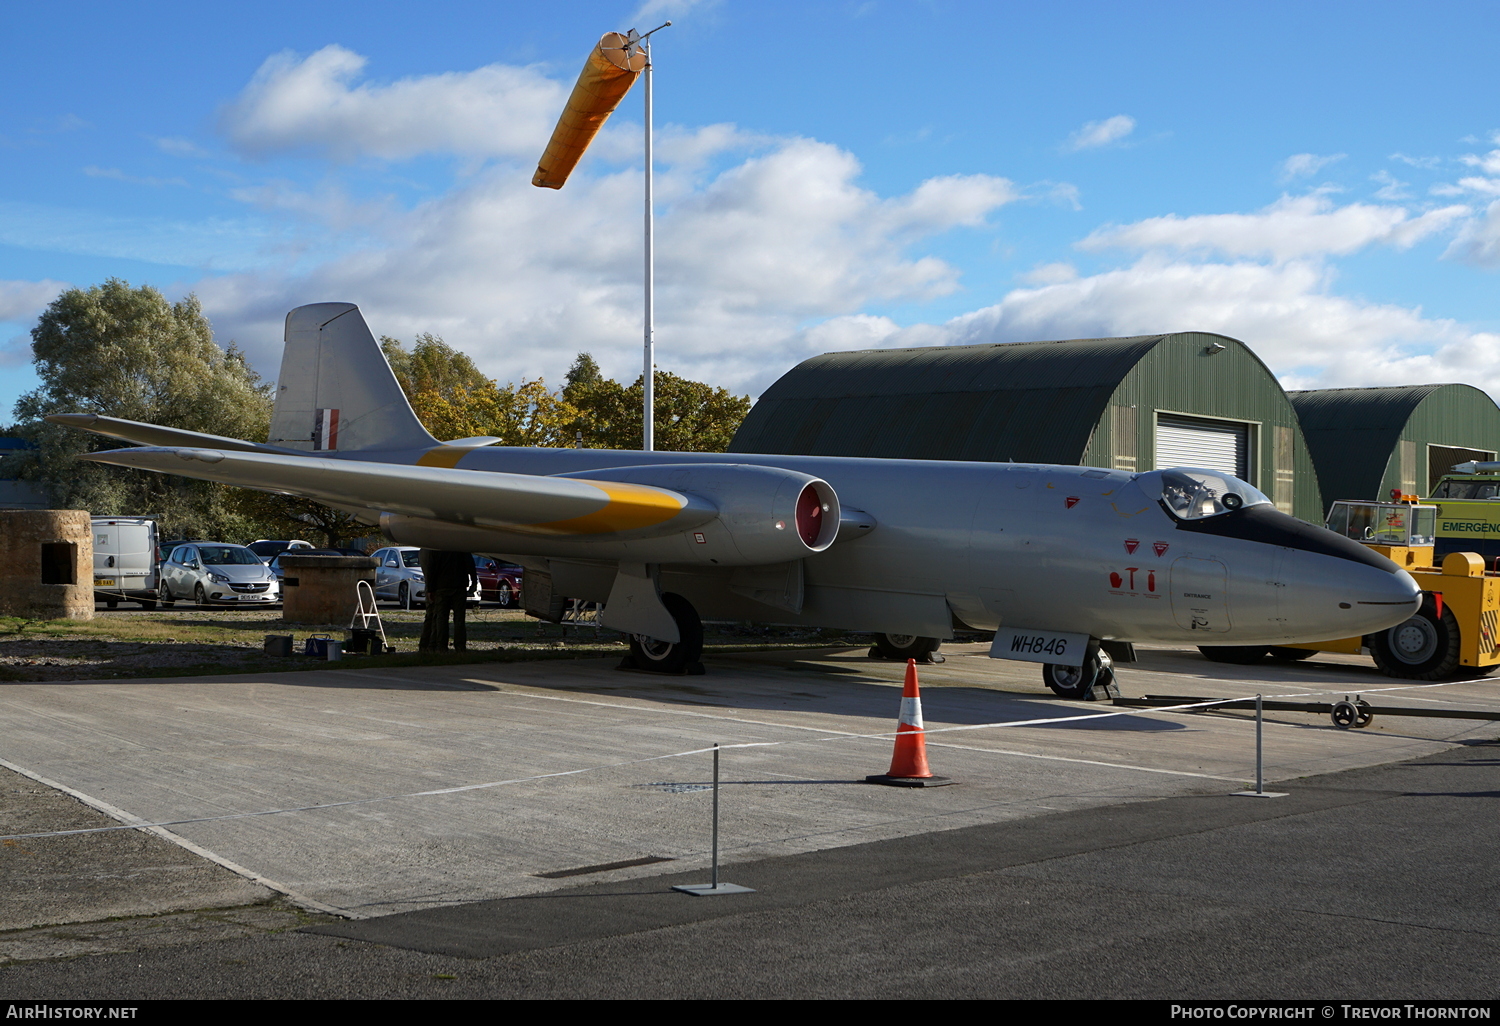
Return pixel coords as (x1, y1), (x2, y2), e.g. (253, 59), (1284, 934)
(45, 414), (308, 456)
(79, 446), (716, 539)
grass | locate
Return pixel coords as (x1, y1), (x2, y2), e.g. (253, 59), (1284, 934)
(0, 607), (870, 682)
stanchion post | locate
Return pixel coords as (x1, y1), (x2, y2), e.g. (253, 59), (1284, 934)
(1234, 691), (1287, 798)
(673, 741), (755, 895)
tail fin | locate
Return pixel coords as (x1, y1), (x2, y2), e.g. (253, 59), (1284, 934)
(268, 303), (438, 453)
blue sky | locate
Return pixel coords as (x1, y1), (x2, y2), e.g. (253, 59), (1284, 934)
(3, 0), (1499, 421)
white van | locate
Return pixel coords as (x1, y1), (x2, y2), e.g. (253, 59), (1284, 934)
(92, 516), (159, 609)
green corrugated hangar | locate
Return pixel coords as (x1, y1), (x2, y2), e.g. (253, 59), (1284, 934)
(729, 331), (1325, 522)
(1289, 384), (1500, 511)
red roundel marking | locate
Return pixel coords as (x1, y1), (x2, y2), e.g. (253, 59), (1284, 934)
(796, 486), (823, 547)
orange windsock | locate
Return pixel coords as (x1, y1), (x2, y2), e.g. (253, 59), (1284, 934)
(866, 659), (953, 787)
(532, 32), (645, 189)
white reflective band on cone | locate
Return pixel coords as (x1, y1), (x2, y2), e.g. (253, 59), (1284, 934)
(899, 697), (923, 728)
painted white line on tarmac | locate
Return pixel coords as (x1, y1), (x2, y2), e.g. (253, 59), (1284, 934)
(0, 755), (359, 920)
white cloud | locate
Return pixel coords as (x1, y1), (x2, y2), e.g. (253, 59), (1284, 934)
(198, 135), (1018, 394)
(1370, 170), (1408, 201)
(1079, 194), (1469, 261)
(1018, 262), (1078, 285)
(0, 279), (67, 322)
(1280, 152), (1345, 181)
(1445, 199), (1500, 267)
(804, 257), (1500, 395)
(1064, 115), (1135, 152)
(221, 45), (567, 161)
(1391, 152), (1442, 170)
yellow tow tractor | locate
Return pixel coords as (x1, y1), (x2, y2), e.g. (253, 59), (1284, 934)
(1201, 499), (1500, 680)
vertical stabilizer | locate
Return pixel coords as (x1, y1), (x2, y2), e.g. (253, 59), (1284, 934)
(269, 303), (438, 452)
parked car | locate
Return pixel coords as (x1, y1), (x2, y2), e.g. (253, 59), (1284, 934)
(247, 539), (314, 563)
(372, 546), (481, 608)
(92, 516), (159, 609)
(473, 555), (523, 607)
(159, 543), (281, 606)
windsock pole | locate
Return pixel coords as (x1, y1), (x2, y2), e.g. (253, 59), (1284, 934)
(643, 34), (655, 452)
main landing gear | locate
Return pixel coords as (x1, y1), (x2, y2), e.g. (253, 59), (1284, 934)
(868, 633), (945, 664)
(619, 592), (705, 676)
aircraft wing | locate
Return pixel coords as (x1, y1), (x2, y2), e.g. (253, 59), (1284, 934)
(80, 445), (715, 538)
(46, 414), (310, 456)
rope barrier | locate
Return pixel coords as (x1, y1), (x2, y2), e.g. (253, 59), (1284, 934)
(1, 674), (1491, 844)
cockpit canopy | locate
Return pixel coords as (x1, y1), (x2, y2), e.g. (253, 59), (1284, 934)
(1135, 468), (1272, 521)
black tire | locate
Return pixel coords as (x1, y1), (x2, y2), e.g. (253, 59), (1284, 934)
(159, 583), (175, 607)
(194, 583), (208, 607)
(628, 593), (704, 674)
(399, 582), (411, 610)
(873, 633), (941, 661)
(1267, 647), (1316, 661)
(1370, 601), (1461, 680)
(139, 600), (157, 611)
(498, 582), (514, 609)
(105, 599), (118, 609)
(1199, 646), (1271, 665)
(1044, 657), (1102, 699)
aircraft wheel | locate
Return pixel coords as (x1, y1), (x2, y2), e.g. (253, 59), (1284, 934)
(628, 593), (704, 674)
(498, 582), (514, 609)
(194, 584), (209, 607)
(1199, 646), (1271, 664)
(1267, 647), (1316, 661)
(873, 633), (941, 662)
(1043, 657), (1103, 700)
(1370, 602), (1460, 680)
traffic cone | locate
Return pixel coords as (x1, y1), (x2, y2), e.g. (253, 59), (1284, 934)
(866, 659), (953, 788)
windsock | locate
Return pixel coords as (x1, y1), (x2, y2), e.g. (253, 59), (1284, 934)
(532, 32), (646, 189)
(866, 659), (954, 788)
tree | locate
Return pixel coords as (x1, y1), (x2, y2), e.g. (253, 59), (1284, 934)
(565, 370), (752, 452)
(6, 279), (276, 539)
(379, 336), (753, 452)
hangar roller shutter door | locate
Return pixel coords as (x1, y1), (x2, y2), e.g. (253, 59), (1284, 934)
(1155, 414), (1250, 480)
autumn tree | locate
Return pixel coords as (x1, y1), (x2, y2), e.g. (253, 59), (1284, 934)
(5, 279), (277, 540)
(380, 337), (752, 453)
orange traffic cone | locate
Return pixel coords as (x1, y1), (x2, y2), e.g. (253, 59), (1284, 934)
(866, 659), (953, 788)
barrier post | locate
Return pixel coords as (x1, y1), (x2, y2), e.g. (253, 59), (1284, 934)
(673, 743), (755, 896)
(1234, 693), (1287, 798)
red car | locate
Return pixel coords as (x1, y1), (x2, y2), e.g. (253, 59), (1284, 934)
(473, 555), (523, 607)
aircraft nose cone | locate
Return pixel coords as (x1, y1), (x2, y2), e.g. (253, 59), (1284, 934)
(1342, 566), (1423, 634)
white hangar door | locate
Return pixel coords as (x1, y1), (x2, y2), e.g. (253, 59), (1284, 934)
(1155, 414), (1251, 480)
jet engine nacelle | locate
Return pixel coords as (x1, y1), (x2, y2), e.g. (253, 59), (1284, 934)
(558, 463), (840, 566)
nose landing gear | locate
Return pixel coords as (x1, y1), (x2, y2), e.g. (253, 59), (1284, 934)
(1043, 649), (1119, 700)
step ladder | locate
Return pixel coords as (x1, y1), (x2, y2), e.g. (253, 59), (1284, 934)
(349, 579), (391, 654)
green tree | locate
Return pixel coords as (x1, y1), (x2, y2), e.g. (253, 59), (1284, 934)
(566, 370), (752, 452)
(6, 279), (276, 539)
(379, 336), (752, 452)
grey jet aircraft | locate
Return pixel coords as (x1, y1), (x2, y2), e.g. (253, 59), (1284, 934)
(53, 303), (1421, 696)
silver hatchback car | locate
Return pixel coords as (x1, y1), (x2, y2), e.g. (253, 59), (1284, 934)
(160, 543), (282, 606)
(371, 546), (480, 608)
